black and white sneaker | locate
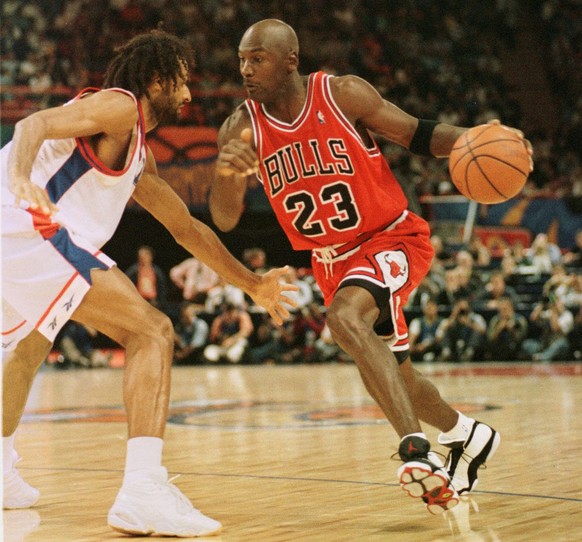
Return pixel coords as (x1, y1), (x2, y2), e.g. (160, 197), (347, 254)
(438, 421), (500, 494)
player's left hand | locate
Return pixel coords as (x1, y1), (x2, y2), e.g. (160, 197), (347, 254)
(250, 265), (299, 325)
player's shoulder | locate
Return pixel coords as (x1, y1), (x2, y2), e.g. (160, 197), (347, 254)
(74, 88), (140, 131)
(328, 74), (373, 96)
(217, 103), (252, 145)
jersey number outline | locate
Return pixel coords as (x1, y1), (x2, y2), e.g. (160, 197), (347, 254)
(283, 181), (361, 237)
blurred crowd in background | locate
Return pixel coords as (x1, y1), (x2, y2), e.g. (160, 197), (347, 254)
(2, 0), (581, 365)
(2, 0), (581, 199)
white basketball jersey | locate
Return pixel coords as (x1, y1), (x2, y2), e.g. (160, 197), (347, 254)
(0, 87), (147, 248)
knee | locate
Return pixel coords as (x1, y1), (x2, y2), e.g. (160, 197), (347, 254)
(11, 331), (52, 373)
(123, 312), (174, 357)
(325, 304), (370, 350)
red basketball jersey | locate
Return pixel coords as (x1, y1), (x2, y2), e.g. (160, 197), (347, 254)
(245, 71), (410, 251)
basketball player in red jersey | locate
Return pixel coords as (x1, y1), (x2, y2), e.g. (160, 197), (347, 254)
(210, 19), (533, 514)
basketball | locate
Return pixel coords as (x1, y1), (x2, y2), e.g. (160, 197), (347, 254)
(448, 124), (530, 204)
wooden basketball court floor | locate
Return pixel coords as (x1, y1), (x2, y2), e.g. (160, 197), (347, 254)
(3, 361), (582, 542)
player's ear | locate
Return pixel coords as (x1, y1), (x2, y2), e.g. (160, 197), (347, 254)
(287, 51), (299, 73)
(148, 74), (163, 95)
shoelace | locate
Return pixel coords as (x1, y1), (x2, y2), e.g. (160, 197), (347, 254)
(447, 449), (489, 471)
(165, 474), (198, 514)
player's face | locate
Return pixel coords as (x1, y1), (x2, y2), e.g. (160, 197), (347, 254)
(238, 41), (289, 103)
(151, 63), (191, 124)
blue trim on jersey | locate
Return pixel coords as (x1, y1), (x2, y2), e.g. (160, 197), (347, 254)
(46, 147), (92, 203)
(48, 229), (108, 284)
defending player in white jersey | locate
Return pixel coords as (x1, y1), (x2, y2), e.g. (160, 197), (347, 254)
(1, 29), (297, 537)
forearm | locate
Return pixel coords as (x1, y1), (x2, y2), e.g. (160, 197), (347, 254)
(8, 118), (46, 182)
(174, 219), (260, 297)
(429, 123), (467, 158)
(208, 173), (247, 232)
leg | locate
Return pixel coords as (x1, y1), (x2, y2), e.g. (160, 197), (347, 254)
(72, 267), (174, 438)
(325, 286), (422, 437)
(3, 331), (52, 437)
(3, 330), (51, 509)
(326, 286), (459, 514)
(399, 358), (458, 431)
(71, 267), (221, 536)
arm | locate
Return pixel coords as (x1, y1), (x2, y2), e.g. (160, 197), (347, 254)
(329, 75), (532, 161)
(329, 75), (465, 157)
(209, 106), (256, 232)
(133, 149), (297, 325)
(8, 91), (138, 214)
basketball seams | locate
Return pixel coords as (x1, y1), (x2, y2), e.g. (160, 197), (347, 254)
(469, 159), (509, 200)
(449, 124), (529, 204)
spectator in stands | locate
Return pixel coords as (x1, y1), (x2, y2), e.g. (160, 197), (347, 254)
(430, 234), (455, 268)
(56, 321), (111, 369)
(169, 257), (220, 304)
(242, 247), (269, 273)
(526, 233), (561, 273)
(467, 234), (491, 268)
(551, 272), (582, 312)
(521, 296), (574, 361)
(485, 297), (528, 361)
(569, 305), (582, 360)
(246, 312), (281, 364)
(509, 241), (536, 274)
(437, 268), (468, 307)
(562, 229), (582, 268)
(173, 303), (209, 365)
(281, 266), (314, 314)
(300, 302), (327, 360)
(406, 274), (442, 308)
(204, 276), (247, 314)
(436, 298), (487, 362)
(277, 311), (308, 364)
(408, 298), (443, 362)
(542, 264), (569, 300)
(203, 302), (254, 363)
(125, 245), (168, 311)
(475, 270), (520, 311)
(454, 250), (482, 292)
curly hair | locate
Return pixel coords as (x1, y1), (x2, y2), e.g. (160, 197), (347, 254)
(103, 29), (194, 98)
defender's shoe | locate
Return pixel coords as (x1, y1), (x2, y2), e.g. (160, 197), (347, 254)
(107, 467), (222, 537)
(3, 452), (40, 509)
(438, 421), (500, 494)
(397, 435), (459, 515)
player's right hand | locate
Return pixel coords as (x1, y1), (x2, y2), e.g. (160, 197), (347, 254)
(216, 128), (258, 177)
(9, 177), (58, 215)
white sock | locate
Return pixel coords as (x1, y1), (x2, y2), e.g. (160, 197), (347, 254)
(122, 437), (164, 485)
(441, 411), (475, 442)
(3, 434), (16, 473)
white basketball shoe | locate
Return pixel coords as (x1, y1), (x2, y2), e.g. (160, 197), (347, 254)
(3, 451), (40, 509)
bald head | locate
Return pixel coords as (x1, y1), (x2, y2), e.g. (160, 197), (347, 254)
(240, 19), (299, 57)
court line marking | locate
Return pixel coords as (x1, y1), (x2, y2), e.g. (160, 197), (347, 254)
(21, 466), (582, 504)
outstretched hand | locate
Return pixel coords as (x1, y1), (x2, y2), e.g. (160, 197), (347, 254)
(250, 265), (299, 326)
(216, 128), (258, 177)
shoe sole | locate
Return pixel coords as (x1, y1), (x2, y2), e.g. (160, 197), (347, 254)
(108, 521), (223, 538)
(449, 423), (501, 494)
(398, 462), (459, 515)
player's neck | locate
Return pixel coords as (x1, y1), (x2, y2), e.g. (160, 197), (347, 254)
(263, 74), (307, 124)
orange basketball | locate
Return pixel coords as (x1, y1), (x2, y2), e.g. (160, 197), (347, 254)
(448, 124), (530, 204)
